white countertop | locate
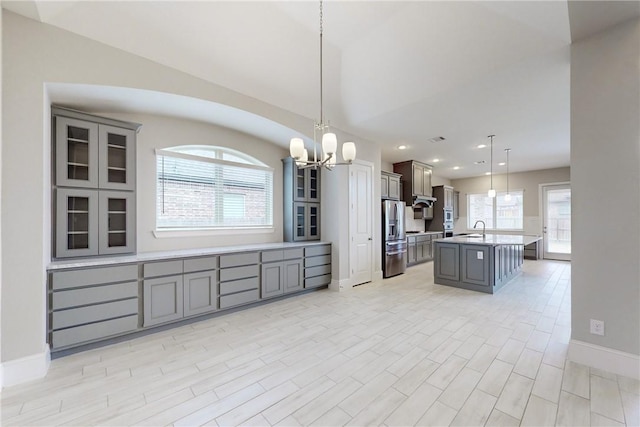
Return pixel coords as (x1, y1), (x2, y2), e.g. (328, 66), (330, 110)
(48, 241), (330, 270)
(405, 231), (443, 236)
(435, 234), (542, 246)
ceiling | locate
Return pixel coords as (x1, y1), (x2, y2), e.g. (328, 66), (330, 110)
(3, 1), (639, 179)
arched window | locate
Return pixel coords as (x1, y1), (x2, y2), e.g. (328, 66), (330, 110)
(156, 146), (273, 229)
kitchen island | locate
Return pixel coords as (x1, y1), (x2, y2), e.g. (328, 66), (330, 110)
(433, 235), (542, 294)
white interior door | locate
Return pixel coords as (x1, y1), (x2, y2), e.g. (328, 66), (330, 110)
(542, 183), (571, 261)
(349, 162), (373, 285)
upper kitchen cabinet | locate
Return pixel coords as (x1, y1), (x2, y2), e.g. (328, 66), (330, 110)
(283, 157), (320, 203)
(53, 107), (141, 258)
(54, 107), (138, 191)
(433, 185), (455, 210)
(381, 171), (401, 200)
(393, 160), (433, 203)
(283, 157), (321, 242)
(453, 190), (460, 220)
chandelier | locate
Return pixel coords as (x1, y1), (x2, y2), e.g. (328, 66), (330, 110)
(289, 0), (356, 170)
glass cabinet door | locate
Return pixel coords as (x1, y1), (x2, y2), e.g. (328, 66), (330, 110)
(56, 117), (99, 188)
(307, 203), (320, 240)
(56, 189), (99, 258)
(294, 167), (306, 201)
(307, 168), (320, 202)
(99, 125), (136, 191)
(293, 202), (306, 240)
(99, 191), (136, 255)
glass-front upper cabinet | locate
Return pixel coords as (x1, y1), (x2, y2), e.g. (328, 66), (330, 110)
(99, 191), (136, 254)
(56, 188), (99, 258)
(56, 117), (99, 188)
(99, 125), (136, 191)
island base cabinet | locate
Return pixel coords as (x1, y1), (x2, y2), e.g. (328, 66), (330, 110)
(461, 245), (491, 287)
(143, 275), (184, 327)
(434, 243), (460, 281)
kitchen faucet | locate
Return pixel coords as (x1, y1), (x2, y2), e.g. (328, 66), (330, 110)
(473, 220), (486, 237)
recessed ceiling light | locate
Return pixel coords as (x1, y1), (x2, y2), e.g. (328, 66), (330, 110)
(398, 145), (407, 150)
(474, 160), (485, 165)
(485, 172), (492, 175)
(432, 158), (440, 163)
(453, 166), (460, 170)
(498, 162), (506, 166)
(477, 144), (487, 149)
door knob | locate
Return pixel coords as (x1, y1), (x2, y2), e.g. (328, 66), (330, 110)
(368, 237), (372, 241)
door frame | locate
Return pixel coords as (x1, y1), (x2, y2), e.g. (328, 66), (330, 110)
(348, 160), (375, 287)
(539, 182), (571, 261)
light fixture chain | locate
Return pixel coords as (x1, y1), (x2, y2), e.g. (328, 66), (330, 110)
(319, 0), (324, 126)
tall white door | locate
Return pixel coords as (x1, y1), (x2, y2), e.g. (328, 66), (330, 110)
(542, 183), (571, 261)
(349, 162), (373, 286)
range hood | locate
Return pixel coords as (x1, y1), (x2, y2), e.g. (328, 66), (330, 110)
(412, 196), (437, 207)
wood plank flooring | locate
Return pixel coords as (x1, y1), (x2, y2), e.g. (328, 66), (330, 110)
(2, 260), (639, 426)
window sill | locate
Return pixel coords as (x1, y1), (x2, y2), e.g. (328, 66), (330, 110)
(153, 227), (275, 239)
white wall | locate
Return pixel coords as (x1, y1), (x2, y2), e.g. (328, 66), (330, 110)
(451, 167), (570, 234)
(0, 10), (373, 368)
(570, 19), (639, 357)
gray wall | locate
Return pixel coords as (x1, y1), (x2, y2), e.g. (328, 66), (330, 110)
(451, 167), (570, 234)
(570, 18), (640, 355)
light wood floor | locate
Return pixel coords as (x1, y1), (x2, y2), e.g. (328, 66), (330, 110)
(2, 260), (638, 426)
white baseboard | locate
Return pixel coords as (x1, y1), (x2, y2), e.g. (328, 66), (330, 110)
(568, 339), (640, 380)
(1, 346), (51, 388)
(330, 278), (354, 291)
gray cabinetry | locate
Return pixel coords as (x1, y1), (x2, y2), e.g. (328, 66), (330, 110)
(381, 171), (401, 200)
(461, 244), (491, 287)
(53, 107), (140, 258)
(434, 242), (460, 281)
(261, 249), (303, 298)
(304, 244), (332, 288)
(219, 252), (260, 309)
(283, 158), (321, 242)
(142, 260), (184, 327)
(49, 264), (138, 349)
(407, 233), (442, 266)
(183, 256), (218, 317)
(393, 160), (433, 203)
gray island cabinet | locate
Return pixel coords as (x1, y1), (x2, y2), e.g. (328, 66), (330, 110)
(433, 235), (541, 294)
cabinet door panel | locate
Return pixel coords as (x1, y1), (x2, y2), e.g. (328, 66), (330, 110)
(98, 125), (136, 190)
(388, 176), (400, 200)
(283, 260), (303, 293)
(99, 191), (136, 255)
(461, 245), (491, 287)
(143, 275), (184, 327)
(307, 203), (320, 240)
(381, 175), (389, 199)
(56, 188), (99, 258)
(307, 168), (320, 202)
(56, 117), (99, 188)
(183, 271), (217, 317)
(412, 164), (424, 196)
(261, 263), (284, 298)
(434, 243), (459, 281)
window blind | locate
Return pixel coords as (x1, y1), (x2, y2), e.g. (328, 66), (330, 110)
(156, 148), (273, 229)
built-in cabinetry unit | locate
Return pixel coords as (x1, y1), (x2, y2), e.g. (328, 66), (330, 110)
(380, 171), (401, 200)
(283, 157), (321, 241)
(393, 160), (433, 202)
(53, 107), (141, 258)
(427, 185), (456, 235)
(407, 232), (443, 265)
(453, 190), (460, 220)
(48, 243), (331, 353)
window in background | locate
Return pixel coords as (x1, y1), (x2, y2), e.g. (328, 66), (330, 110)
(156, 146), (273, 229)
(467, 190), (523, 230)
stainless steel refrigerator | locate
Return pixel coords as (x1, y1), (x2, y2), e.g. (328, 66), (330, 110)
(382, 200), (407, 278)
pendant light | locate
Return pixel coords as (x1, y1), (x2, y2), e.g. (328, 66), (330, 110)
(487, 135), (496, 198)
(288, 0), (356, 169)
(504, 148), (512, 201)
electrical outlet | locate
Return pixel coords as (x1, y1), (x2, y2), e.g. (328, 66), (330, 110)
(590, 319), (605, 336)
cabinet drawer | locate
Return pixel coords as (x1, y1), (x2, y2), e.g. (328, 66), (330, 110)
(51, 264), (138, 290)
(52, 315), (138, 348)
(52, 281), (138, 310)
(220, 252), (259, 268)
(304, 245), (331, 257)
(305, 264), (331, 278)
(417, 235), (430, 243)
(143, 260), (183, 278)
(52, 298), (138, 330)
(304, 255), (331, 268)
(261, 250), (283, 263)
(283, 248), (304, 260)
(220, 264), (259, 282)
(219, 289), (259, 309)
(305, 274), (331, 288)
(183, 256), (218, 273)
(219, 277), (259, 295)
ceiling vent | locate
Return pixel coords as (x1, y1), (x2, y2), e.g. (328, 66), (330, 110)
(427, 136), (446, 143)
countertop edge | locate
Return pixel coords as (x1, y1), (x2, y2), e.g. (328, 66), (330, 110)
(48, 241), (331, 271)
